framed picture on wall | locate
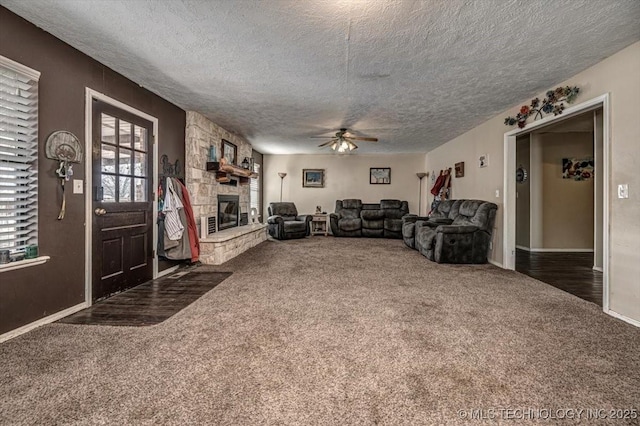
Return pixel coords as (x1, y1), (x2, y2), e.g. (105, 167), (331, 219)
(370, 167), (391, 184)
(302, 169), (324, 188)
(478, 154), (489, 168)
(222, 139), (237, 165)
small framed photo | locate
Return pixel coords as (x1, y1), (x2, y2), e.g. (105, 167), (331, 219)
(303, 169), (324, 188)
(478, 154), (489, 168)
(455, 161), (465, 178)
(222, 139), (237, 165)
(370, 167), (391, 184)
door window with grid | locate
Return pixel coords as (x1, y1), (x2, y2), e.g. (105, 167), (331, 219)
(99, 114), (148, 203)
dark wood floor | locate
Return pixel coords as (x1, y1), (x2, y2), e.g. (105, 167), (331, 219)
(59, 270), (232, 326)
(516, 250), (603, 306)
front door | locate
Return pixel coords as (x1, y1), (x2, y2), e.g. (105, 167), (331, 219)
(92, 100), (154, 302)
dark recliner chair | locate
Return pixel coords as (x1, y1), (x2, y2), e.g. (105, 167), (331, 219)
(408, 200), (497, 264)
(330, 199), (363, 237)
(267, 202), (312, 240)
(381, 199), (409, 238)
(402, 199), (461, 248)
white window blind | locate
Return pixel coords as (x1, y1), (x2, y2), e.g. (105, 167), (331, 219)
(0, 56), (40, 252)
(250, 163), (260, 214)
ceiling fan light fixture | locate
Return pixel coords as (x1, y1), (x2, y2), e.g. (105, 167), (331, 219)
(314, 128), (376, 152)
(338, 140), (350, 153)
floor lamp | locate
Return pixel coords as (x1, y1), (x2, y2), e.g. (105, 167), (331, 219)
(416, 172), (427, 215)
(278, 172), (287, 202)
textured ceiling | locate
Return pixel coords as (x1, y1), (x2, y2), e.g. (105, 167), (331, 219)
(2, 0), (639, 154)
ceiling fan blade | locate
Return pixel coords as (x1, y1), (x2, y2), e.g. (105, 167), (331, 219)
(345, 136), (378, 142)
(310, 136), (336, 139)
(318, 139), (338, 147)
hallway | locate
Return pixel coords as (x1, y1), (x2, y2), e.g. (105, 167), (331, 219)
(516, 249), (603, 306)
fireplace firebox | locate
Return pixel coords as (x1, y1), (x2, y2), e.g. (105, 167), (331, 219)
(218, 195), (239, 231)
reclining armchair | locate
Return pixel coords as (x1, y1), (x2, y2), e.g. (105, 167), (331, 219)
(413, 200), (497, 264)
(267, 202), (312, 240)
(380, 199), (409, 238)
(402, 199), (461, 248)
(330, 199), (363, 237)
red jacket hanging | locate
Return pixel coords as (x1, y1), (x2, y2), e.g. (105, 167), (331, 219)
(430, 170), (445, 196)
(176, 179), (200, 263)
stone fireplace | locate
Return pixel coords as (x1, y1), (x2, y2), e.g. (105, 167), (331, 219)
(185, 111), (267, 265)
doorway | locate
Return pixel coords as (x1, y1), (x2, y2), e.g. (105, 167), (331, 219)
(85, 90), (159, 304)
(516, 109), (602, 306)
(514, 110), (603, 305)
(503, 94), (610, 310)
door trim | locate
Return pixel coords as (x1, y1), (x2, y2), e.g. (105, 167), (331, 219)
(503, 93), (610, 311)
(84, 88), (159, 306)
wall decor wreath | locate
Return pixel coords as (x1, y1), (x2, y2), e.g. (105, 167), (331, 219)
(505, 86), (580, 128)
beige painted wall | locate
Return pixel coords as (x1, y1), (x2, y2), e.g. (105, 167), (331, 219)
(515, 136), (530, 248)
(425, 41), (640, 322)
(530, 134), (544, 249)
(263, 154), (426, 218)
(540, 132), (594, 249)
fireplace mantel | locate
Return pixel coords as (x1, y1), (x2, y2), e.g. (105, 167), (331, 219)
(206, 159), (257, 185)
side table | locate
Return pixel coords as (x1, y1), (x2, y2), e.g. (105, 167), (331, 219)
(311, 213), (329, 236)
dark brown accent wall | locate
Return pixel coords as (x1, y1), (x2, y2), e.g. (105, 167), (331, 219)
(0, 7), (186, 334)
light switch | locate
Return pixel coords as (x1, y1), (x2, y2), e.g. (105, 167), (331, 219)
(495, 189), (500, 198)
(618, 184), (629, 199)
(73, 179), (83, 194)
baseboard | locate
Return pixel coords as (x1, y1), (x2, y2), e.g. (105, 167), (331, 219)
(529, 248), (594, 253)
(593, 266), (603, 272)
(605, 309), (640, 328)
(156, 265), (180, 279)
(0, 302), (88, 343)
(515, 245), (530, 251)
(488, 259), (504, 268)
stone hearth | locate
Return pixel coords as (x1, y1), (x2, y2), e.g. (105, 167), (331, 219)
(199, 224), (267, 265)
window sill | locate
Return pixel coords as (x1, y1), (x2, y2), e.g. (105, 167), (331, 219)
(0, 256), (50, 273)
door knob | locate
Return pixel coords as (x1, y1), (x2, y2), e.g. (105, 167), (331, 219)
(94, 208), (107, 216)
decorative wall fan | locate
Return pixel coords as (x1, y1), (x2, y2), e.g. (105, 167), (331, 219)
(310, 128), (378, 152)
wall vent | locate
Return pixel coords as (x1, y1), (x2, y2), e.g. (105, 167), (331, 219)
(200, 215), (217, 239)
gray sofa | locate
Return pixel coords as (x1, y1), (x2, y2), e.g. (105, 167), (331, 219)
(402, 199), (497, 263)
(267, 202), (312, 240)
(330, 199), (409, 238)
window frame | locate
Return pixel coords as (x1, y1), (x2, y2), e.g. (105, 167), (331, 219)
(0, 55), (47, 272)
(250, 162), (261, 219)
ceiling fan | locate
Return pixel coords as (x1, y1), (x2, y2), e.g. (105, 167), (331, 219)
(310, 128), (378, 152)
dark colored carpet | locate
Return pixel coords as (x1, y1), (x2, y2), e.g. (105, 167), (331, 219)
(59, 271), (232, 326)
(1, 238), (639, 425)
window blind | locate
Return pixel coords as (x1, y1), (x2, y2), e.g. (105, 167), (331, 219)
(0, 56), (40, 252)
(250, 163), (260, 213)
